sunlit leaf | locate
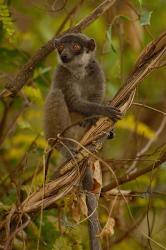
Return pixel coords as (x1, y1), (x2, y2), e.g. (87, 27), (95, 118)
(92, 160), (102, 194)
(138, 0), (143, 6)
(34, 66), (51, 79)
(23, 86), (43, 105)
(0, 3), (16, 39)
(17, 118), (32, 129)
(117, 115), (155, 139)
(98, 217), (115, 237)
(103, 26), (117, 54)
(0, 202), (10, 211)
(140, 10), (153, 26)
(52, 237), (72, 250)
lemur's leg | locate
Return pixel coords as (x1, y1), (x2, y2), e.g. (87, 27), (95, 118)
(44, 88), (76, 157)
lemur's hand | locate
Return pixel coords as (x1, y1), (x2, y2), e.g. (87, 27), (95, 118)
(104, 106), (122, 122)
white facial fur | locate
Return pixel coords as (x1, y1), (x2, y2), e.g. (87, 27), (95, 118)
(57, 50), (94, 79)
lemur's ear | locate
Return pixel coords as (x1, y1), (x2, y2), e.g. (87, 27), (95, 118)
(54, 39), (59, 48)
(87, 39), (96, 51)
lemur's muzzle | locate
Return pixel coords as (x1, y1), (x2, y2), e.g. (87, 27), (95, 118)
(61, 54), (71, 63)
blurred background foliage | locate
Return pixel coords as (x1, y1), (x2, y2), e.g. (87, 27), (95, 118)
(0, 0), (166, 249)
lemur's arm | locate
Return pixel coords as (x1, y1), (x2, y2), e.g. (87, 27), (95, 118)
(65, 83), (122, 122)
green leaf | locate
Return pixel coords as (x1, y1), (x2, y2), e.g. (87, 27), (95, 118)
(17, 119), (32, 129)
(119, 15), (131, 21)
(138, 0), (143, 6)
(34, 66), (51, 79)
(140, 10), (153, 26)
(23, 86), (43, 105)
(0, 202), (10, 212)
(0, 3), (16, 39)
(103, 26), (117, 54)
(0, 48), (28, 71)
(52, 237), (72, 250)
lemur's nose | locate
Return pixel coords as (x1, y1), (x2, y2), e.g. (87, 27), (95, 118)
(61, 54), (70, 63)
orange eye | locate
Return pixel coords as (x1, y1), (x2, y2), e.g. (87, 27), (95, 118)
(72, 43), (81, 51)
(57, 44), (64, 53)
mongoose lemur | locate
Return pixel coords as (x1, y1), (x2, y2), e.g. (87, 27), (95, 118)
(44, 33), (122, 157)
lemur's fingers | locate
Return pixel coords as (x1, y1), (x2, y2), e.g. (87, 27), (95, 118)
(107, 129), (115, 139)
(80, 117), (98, 128)
(105, 106), (123, 121)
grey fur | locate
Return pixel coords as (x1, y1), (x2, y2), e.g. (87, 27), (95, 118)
(44, 33), (121, 157)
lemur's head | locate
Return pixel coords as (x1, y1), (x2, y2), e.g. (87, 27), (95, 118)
(54, 33), (96, 68)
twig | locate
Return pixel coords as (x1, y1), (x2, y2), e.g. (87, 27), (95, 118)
(133, 102), (166, 116)
(4, 214), (30, 250)
(103, 190), (166, 198)
(111, 210), (147, 245)
(55, 0), (85, 35)
(128, 116), (166, 173)
(146, 161), (155, 250)
(0, 101), (29, 146)
(44, 148), (53, 181)
(102, 150), (166, 192)
(3, 135), (40, 185)
(0, 99), (13, 140)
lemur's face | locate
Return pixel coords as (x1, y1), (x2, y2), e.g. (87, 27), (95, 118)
(54, 34), (96, 67)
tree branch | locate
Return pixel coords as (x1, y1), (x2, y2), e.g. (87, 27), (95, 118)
(102, 150), (166, 193)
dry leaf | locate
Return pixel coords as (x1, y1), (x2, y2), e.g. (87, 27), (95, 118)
(79, 193), (88, 217)
(72, 196), (81, 223)
(106, 188), (131, 196)
(71, 193), (88, 222)
(92, 160), (102, 194)
(98, 217), (115, 238)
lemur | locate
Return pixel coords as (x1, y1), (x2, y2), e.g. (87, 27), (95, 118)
(44, 33), (122, 157)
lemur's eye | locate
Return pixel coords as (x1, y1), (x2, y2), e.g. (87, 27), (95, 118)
(57, 44), (64, 53)
(72, 43), (81, 52)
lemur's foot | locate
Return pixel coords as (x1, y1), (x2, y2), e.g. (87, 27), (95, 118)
(79, 117), (98, 128)
(107, 129), (115, 139)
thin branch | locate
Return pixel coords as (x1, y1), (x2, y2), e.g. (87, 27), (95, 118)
(128, 116), (166, 173)
(55, 0), (85, 35)
(4, 214), (31, 250)
(111, 210), (147, 245)
(102, 150), (166, 192)
(146, 162), (155, 250)
(133, 102), (166, 116)
(0, 100), (12, 139)
(0, 101), (29, 146)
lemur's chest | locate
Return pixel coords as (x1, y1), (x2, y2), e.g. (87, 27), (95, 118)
(78, 75), (97, 99)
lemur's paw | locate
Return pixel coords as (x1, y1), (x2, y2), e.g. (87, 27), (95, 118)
(107, 129), (115, 139)
(105, 106), (122, 122)
(79, 117), (98, 128)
